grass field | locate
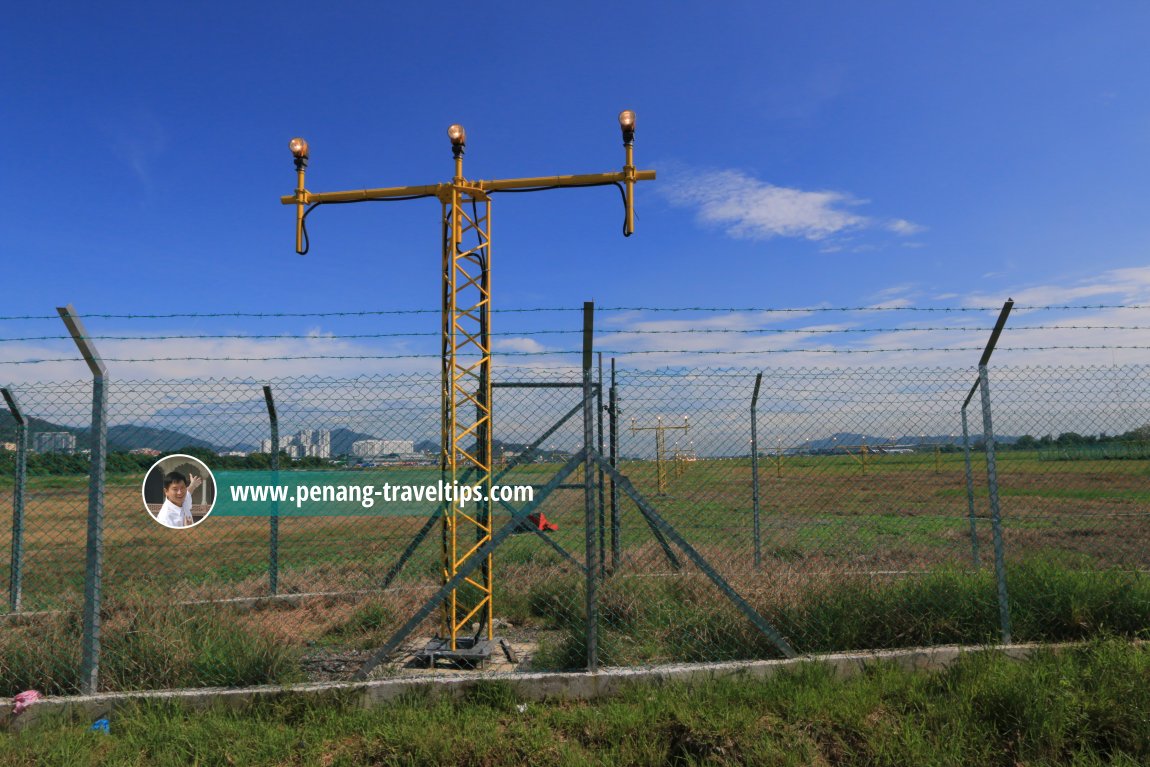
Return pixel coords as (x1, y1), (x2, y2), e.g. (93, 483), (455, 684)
(0, 449), (1147, 693)
(3, 639), (1149, 766)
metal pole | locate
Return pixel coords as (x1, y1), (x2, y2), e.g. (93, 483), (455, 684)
(58, 304), (107, 694)
(978, 365), (1012, 643)
(582, 301), (599, 671)
(960, 404), (980, 567)
(2, 388), (27, 613)
(597, 352), (606, 579)
(263, 386), (280, 596)
(750, 373), (762, 569)
(609, 358), (619, 572)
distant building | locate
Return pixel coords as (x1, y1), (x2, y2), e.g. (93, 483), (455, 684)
(129, 447), (162, 456)
(352, 439), (414, 458)
(261, 429), (331, 459)
(34, 432), (76, 454)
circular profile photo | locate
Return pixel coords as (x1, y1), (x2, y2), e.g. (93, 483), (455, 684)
(142, 454), (217, 529)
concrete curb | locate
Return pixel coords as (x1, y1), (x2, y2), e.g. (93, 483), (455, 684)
(0, 642), (1075, 733)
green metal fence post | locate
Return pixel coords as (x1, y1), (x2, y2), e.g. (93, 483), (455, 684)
(609, 358), (620, 573)
(263, 385), (280, 596)
(1, 388), (27, 613)
(979, 364), (1012, 643)
(751, 372), (762, 569)
(58, 304), (108, 694)
(582, 301), (599, 671)
(960, 403), (980, 567)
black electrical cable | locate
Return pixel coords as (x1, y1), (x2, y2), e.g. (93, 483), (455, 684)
(299, 193), (437, 255)
(489, 181), (629, 235)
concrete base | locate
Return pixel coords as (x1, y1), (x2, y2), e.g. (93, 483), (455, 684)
(0, 641), (1099, 733)
(416, 637), (497, 669)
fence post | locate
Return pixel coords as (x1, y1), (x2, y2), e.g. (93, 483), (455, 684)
(582, 301), (599, 671)
(979, 365), (1012, 643)
(58, 304), (108, 694)
(597, 352), (606, 579)
(2, 388), (28, 613)
(960, 396), (980, 567)
(263, 386), (280, 596)
(750, 372), (762, 569)
(609, 358), (620, 573)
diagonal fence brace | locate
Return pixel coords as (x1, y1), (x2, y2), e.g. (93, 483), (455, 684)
(595, 454), (798, 659)
(354, 453), (586, 679)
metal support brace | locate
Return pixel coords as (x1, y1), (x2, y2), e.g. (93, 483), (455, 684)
(594, 455), (797, 659)
(354, 453), (586, 679)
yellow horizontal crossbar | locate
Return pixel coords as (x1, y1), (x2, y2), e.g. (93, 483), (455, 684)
(281, 170), (656, 205)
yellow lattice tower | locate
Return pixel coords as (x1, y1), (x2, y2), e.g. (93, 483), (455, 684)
(282, 112), (653, 656)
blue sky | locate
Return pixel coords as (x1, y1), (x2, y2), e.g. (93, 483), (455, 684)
(4, 2), (1150, 381)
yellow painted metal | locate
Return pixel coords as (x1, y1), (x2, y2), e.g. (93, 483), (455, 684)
(294, 164), (307, 254)
(630, 416), (690, 493)
(280, 170), (656, 207)
(624, 144), (636, 235)
(441, 182), (493, 649)
(281, 115), (656, 657)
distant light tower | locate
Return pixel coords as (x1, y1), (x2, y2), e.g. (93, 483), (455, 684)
(630, 415), (690, 493)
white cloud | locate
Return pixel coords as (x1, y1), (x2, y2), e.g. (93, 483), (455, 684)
(495, 337), (548, 354)
(887, 218), (926, 236)
(660, 167), (923, 244)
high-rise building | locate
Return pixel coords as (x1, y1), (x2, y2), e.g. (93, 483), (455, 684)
(33, 432), (76, 454)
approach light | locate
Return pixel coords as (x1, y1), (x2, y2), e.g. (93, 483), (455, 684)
(619, 110), (636, 145)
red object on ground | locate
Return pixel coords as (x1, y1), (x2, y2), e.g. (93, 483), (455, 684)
(526, 512), (558, 531)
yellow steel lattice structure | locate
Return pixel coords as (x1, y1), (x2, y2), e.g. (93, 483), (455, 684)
(439, 185), (494, 646)
(282, 111), (654, 659)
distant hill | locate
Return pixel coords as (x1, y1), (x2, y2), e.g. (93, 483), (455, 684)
(1, 411), (221, 453)
(105, 424), (218, 453)
(800, 432), (1016, 452)
(0, 410), (83, 444)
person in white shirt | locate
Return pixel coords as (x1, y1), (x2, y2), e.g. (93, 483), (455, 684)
(157, 470), (202, 528)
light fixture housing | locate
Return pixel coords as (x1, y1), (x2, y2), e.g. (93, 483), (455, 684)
(289, 137), (309, 159)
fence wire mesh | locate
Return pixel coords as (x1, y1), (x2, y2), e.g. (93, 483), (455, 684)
(1, 364), (1148, 694)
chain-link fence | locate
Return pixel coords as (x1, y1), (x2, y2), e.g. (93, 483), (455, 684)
(2, 364), (1148, 695)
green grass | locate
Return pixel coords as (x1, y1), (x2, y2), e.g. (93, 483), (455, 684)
(3, 639), (1148, 765)
(529, 559), (1150, 669)
(0, 601), (303, 697)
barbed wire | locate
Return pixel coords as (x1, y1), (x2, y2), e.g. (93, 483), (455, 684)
(6, 324), (1150, 343)
(4, 345), (1150, 364)
(1, 304), (1148, 322)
